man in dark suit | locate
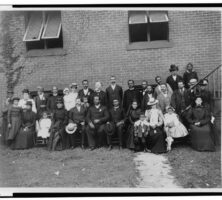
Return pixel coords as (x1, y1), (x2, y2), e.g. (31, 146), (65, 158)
(166, 64), (183, 91)
(34, 86), (48, 119)
(106, 76), (123, 109)
(183, 63), (199, 89)
(141, 85), (155, 111)
(123, 80), (141, 114)
(107, 99), (125, 150)
(78, 80), (94, 106)
(86, 95), (109, 150)
(140, 80), (148, 103)
(91, 81), (107, 106)
(68, 98), (87, 149)
(47, 86), (61, 113)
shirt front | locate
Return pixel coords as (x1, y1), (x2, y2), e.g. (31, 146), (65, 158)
(83, 89), (89, 96)
(111, 84), (116, 90)
(172, 75), (177, 81)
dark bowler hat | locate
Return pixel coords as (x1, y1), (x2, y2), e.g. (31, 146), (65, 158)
(105, 122), (115, 136)
(199, 79), (208, 86)
(26, 101), (32, 106)
(12, 97), (20, 102)
(169, 64), (179, 72)
(22, 89), (30, 94)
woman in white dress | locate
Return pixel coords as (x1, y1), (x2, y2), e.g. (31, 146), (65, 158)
(36, 111), (52, 143)
(63, 83), (78, 111)
(18, 89), (37, 113)
(164, 106), (188, 151)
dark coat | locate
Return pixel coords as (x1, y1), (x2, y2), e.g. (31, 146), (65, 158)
(171, 88), (191, 114)
(109, 107), (125, 123)
(34, 94), (48, 115)
(78, 88), (94, 105)
(91, 90), (107, 107)
(47, 95), (61, 112)
(141, 93), (155, 111)
(69, 105), (87, 124)
(106, 85), (123, 109)
(123, 89), (141, 113)
(183, 70), (198, 89)
(86, 105), (109, 125)
(52, 108), (68, 126)
(166, 75), (183, 91)
(199, 90), (212, 112)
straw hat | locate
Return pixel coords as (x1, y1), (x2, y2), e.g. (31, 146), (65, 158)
(65, 123), (77, 134)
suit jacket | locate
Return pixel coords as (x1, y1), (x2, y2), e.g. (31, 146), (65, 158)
(123, 89), (141, 113)
(106, 84), (123, 109)
(109, 107), (125, 123)
(91, 90), (107, 106)
(69, 105), (87, 124)
(183, 70), (198, 89)
(78, 88), (94, 105)
(166, 75), (183, 91)
(141, 93), (155, 112)
(47, 95), (61, 112)
(86, 104), (109, 125)
(34, 94), (48, 113)
(171, 88), (191, 114)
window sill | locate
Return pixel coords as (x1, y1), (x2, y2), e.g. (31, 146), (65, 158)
(126, 40), (173, 51)
(25, 48), (67, 57)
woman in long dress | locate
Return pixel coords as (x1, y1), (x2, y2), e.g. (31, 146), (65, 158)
(12, 101), (37, 149)
(186, 96), (215, 151)
(164, 106), (188, 151)
(126, 100), (141, 150)
(7, 97), (22, 149)
(145, 98), (166, 153)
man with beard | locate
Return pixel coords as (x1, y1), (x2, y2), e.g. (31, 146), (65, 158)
(91, 82), (107, 106)
(78, 80), (94, 106)
(106, 76), (123, 109)
(154, 76), (173, 98)
(86, 95), (109, 150)
(123, 80), (141, 114)
(141, 85), (155, 112)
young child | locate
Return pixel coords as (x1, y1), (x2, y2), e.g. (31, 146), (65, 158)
(36, 111), (52, 144)
(164, 106), (188, 151)
(134, 112), (150, 152)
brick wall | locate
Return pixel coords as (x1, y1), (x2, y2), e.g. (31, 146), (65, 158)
(0, 10), (221, 105)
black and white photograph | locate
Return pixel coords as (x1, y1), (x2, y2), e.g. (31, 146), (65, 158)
(0, 4), (221, 193)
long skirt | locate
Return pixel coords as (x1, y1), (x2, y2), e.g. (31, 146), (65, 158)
(11, 127), (35, 150)
(7, 116), (21, 140)
(190, 124), (215, 151)
(147, 127), (166, 153)
(126, 124), (135, 149)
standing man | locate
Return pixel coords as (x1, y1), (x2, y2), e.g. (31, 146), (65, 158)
(107, 99), (125, 150)
(123, 80), (141, 114)
(106, 76), (123, 109)
(91, 82), (107, 106)
(86, 95), (109, 150)
(183, 63), (199, 89)
(34, 86), (48, 119)
(154, 76), (173, 98)
(140, 80), (148, 103)
(78, 80), (94, 106)
(141, 85), (155, 112)
(166, 64), (183, 91)
(47, 86), (61, 113)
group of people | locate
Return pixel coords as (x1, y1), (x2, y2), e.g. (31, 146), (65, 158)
(1, 63), (216, 153)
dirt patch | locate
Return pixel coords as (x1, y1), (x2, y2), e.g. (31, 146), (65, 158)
(165, 143), (221, 188)
(0, 145), (138, 187)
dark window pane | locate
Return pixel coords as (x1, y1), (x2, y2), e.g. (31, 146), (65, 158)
(45, 29), (63, 49)
(129, 23), (148, 43)
(150, 22), (168, 41)
(26, 40), (45, 51)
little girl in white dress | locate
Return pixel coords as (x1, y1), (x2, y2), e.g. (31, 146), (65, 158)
(36, 111), (52, 143)
(164, 106), (188, 151)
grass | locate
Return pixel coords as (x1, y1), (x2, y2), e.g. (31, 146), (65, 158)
(0, 144), (138, 187)
(164, 143), (221, 188)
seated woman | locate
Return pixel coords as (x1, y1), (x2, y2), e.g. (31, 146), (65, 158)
(48, 98), (68, 151)
(186, 96), (215, 151)
(164, 106), (188, 151)
(126, 100), (141, 150)
(13, 101), (37, 150)
(36, 111), (52, 144)
(145, 98), (166, 154)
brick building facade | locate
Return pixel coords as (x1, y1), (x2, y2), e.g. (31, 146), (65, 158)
(0, 10), (221, 111)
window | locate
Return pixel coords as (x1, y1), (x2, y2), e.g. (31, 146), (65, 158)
(128, 10), (172, 49)
(23, 11), (63, 51)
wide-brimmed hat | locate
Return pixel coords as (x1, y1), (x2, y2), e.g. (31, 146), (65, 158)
(169, 64), (179, 72)
(147, 98), (158, 106)
(65, 123), (77, 134)
(70, 83), (78, 88)
(199, 79), (208, 86)
(105, 122), (115, 136)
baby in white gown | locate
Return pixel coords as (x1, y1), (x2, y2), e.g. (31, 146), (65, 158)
(164, 106), (188, 151)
